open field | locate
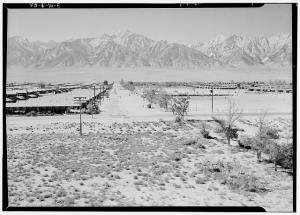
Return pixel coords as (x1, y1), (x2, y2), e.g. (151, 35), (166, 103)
(188, 93), (292, 114)
(6, 82), (293, 211)
(6, 117), (293, 210)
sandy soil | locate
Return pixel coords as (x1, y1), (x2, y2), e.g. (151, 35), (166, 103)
(5, 83), (293, 211)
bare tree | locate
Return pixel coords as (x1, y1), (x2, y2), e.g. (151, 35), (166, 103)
(267, 141), (284, 171)
(143, 88), (158, 108)
(212, 100), (242, 145)
(172, 96), (190, 122)
(253, 112), (269, 162)
(158, 91), (172, 111)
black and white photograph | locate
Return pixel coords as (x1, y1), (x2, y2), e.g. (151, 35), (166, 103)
(3, 3), (296, 212)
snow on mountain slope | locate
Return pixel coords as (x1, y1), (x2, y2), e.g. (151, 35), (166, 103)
(191, 34), (292, 68)
(7, 32), (292, 69)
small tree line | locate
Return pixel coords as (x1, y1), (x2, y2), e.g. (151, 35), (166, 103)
(239, 114), (293, 171)
(120, 81), (191, 122)
(210, 102), (293, 172)
(120, 80), (136, 93)
(141, 88), (190, 123)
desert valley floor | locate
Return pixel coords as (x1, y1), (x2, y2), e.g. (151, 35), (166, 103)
(6, 84), (293, 211)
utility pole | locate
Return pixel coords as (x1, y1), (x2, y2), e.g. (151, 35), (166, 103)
(98, 83), (101, 106)
(93, 85), (96, 110)
(93, 85), (96, 105)
(102, 85), (105, 101)
(74, 96), (86, 136)
(211, 85), (214, 113)
(99, 84), (102, 106)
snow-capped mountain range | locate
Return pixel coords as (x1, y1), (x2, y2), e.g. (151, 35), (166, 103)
(7, 30), (292, 69)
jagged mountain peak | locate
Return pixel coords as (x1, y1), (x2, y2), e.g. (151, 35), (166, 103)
(7, 32), (292, 69)
(117, 29), (133, 37)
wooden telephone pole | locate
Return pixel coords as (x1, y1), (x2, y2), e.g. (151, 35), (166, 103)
(93, 85), (96, 106)
(99, 84), (102, 106)
(93, 85), (96, 117)
(74, 96), (86, 135)
(211, 85), (214, 113)
(102, 85), (105, 101)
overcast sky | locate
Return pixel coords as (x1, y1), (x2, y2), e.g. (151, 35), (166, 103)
(8, 4), (292, 44)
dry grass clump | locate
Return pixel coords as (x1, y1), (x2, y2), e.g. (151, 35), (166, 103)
(200, 122), (213, 139)
(196, 160), (269, 193)
(183, 138), (207, 149)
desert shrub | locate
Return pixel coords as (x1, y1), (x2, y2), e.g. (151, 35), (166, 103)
(172, 97), (190, 122)
(175, 116), (182, 123)
(212, 116), (240, 145)
(238, 135), (254, 149)
(264, 141), (284, 171)
(214, 127), (224, 134)
(201, 129), (210, 139)
(277, 143), (293, 169)
(264, 141), (293, 171)
(86, 103), (100, 115)
(229, 128), (239, 139)
(266, 127), (280, 139)
(158, 91), (172, 110)
(201, 122), (211, 139)
(212, 101), (242, 145)
(223, 174), (268, 193)
(251, 114), (277, 163)
(197, 142), (206, 149)
(198, 160), (268, 193)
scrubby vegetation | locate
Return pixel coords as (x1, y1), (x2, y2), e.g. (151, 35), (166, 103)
(200, 122), (211, 139)
(212, 101), (242, 145)
(121, 80), (136, 92)
(196, 160), (269, 193)
(7, 117), (293, 209)
(171, 97), (190, 123)
(157, 91), (172, 111)
(237, 115), (293, 171)
(142, 88), (159, 108)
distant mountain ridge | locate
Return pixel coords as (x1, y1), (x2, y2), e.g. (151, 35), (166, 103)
(7, 31), (292, 69)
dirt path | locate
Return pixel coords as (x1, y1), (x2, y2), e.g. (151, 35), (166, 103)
(101, 83), (172, 119)
(100, 84), (126, 117)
